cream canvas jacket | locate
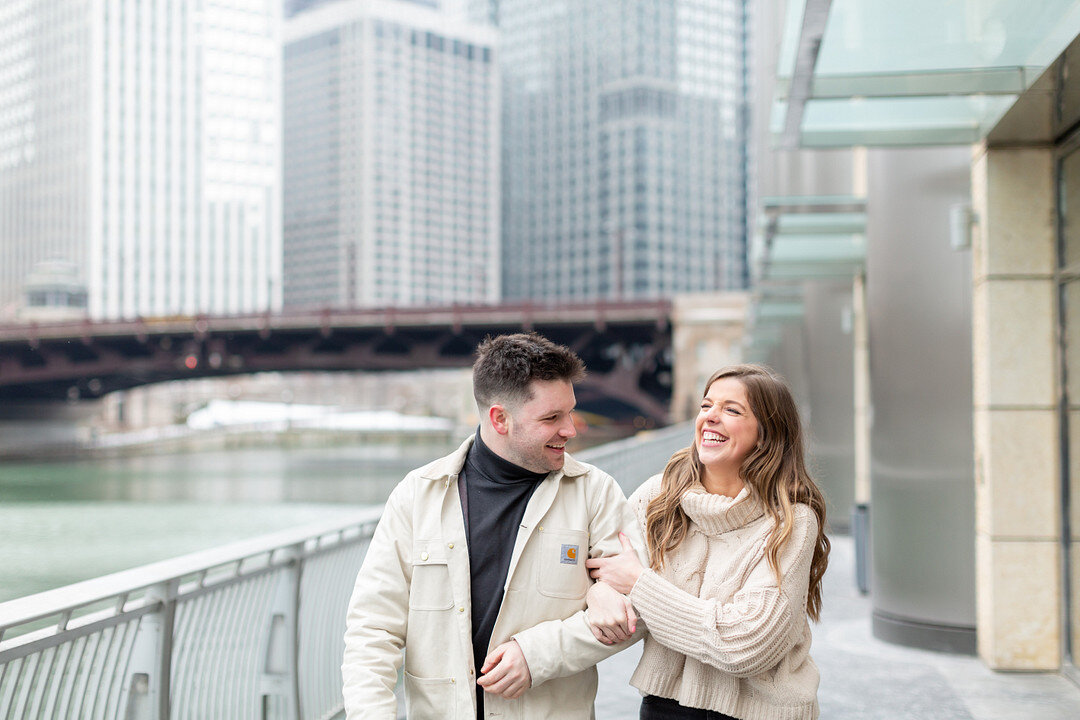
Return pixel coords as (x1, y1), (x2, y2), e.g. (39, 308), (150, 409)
(342, 436), (645, 720)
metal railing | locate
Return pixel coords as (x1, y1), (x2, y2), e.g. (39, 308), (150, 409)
(0, 423), (691, 720)
(0, 510), (381, 720)
(576, 421), (691, 495)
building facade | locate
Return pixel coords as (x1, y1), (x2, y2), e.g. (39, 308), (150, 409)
(285, 0), (440, 17)
(0, 0), (283, 321)
(282, 0), (499, 308)
(469, 0), (750, 302)
(750, 0), (1080, 680)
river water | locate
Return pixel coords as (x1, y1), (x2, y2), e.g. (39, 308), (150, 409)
(0, 437), (460, 603)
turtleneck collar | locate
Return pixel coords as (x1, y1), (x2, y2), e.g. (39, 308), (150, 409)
(679, 484), (765, 535)
(467, 429), (548, 485)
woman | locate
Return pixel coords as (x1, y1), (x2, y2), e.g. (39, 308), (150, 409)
(584, 364), (829, 720)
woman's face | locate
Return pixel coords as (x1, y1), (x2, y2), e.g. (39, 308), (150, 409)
(695, 377), (760, 474)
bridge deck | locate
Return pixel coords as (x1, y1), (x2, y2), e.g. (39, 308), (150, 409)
(0, 302), (673, 421)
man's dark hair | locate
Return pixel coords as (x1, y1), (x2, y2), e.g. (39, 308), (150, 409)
(472, 332), (585, 410)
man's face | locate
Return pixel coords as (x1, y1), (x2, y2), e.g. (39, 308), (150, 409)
(501, 379), (578, 474)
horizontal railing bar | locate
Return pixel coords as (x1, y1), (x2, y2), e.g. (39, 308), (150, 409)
(170, 560), (294, 607)
(0, 507), (384, 633)
(297, 535), (374, 563)
(575, 421), (690, 463)
(0, 603), (156, 664)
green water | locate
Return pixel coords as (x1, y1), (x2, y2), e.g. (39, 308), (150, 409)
(0, 439), (458, 602)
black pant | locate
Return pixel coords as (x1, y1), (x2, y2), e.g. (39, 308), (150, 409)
(639, 695), (739, 720)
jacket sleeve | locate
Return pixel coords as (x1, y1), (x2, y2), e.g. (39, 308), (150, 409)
(629, 506), (817, 678)
(341, 479), (414, 719)
(511, 471), (648, 686)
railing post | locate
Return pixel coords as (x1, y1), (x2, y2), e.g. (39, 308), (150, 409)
(122, 580), (176, 720)
(260, 544), (302, 720)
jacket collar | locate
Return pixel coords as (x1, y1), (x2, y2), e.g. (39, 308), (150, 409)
(560, 452), (590, 478)
(418, 434), (589, 482)
(418, 435), (474, 481)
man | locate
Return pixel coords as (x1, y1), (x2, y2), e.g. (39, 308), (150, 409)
(342, 332), (643, 719)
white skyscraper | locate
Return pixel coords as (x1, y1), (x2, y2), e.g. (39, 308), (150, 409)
(469, 0), (750, 301)
(0, 0), (283, 320)
(283, 0), (499, 308)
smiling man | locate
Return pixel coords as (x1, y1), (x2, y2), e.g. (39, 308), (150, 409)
(342, 332), (644, 720)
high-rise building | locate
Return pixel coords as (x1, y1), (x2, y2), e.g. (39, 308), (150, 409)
(285, 0), (439, 18)
(0, 0), (283, 320)
(282, 0), (499, 308)
(469, 0), (750, 301)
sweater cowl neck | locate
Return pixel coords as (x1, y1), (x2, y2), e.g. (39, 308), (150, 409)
(680, 484), (765, 535)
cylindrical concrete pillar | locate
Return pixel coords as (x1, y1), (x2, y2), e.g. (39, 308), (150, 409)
(866, 146), (976, 652)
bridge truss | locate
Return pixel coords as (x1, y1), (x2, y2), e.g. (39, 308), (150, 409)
(0, 301), (674, 423)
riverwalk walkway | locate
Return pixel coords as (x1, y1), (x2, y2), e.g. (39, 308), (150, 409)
(593, 535), (1080, 719)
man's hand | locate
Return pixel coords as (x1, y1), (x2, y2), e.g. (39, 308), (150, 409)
(477, 640), (532, 699)
(585, 581), (637, 644)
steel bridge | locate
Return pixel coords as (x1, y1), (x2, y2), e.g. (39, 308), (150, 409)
(0, 301), (674, 422)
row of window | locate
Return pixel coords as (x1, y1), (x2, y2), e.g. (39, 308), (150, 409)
(371, 22), (492, 64)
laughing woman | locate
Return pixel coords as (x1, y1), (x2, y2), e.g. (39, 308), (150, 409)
(585, 364), (830, 720)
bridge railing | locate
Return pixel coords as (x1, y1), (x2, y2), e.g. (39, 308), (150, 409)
(0, 423), (690, 720)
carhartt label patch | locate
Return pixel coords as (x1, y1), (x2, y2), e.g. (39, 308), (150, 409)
(560, 544), (579, 565)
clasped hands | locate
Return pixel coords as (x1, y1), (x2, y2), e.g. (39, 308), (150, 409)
(583, 532), (645, 645)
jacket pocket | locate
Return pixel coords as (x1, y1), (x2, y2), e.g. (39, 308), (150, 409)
(409, 543), (454, 610)
(403, 670), (458, 720)
(536, 528), (590, 599)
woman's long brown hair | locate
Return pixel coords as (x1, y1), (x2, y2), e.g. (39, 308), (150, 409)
(644, 364), (830, 622)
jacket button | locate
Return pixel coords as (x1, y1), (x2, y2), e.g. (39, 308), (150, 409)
(450, 678), (456, 684)
(458, 606), (465, 613)
(420, 552), (429, 561)
(448, 542), (454, 549)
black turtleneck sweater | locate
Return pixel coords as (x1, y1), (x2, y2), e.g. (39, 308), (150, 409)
(461, 431), (546, 715)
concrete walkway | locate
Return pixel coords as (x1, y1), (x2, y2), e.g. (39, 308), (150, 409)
(594, 535), (1080, 719)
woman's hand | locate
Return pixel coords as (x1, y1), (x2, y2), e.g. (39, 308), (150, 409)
(585, 582), (637, 644)
(584, 532), (644, 594)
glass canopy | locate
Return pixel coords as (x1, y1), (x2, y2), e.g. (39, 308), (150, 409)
(745, 196), (866, 358)
(755, 196), (866, 282)
(775, 0), (1080, 146)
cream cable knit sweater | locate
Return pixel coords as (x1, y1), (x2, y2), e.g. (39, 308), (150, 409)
(627, 474), (820, 720)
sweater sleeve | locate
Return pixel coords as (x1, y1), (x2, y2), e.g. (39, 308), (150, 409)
(629, 505), (817, 678)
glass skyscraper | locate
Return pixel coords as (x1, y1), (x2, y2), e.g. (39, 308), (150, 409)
(0, 0), (283, 320)
(283, 0), (499, 308)
(470, 0), (750, 301)
(285, 0), (439, 17)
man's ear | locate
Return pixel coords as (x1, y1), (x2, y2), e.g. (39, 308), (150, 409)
(489, 404), (511, 435)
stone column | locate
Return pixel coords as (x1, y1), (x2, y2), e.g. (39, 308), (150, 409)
(971, 144), (1061, 670)
(670, 292), (749, 422)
